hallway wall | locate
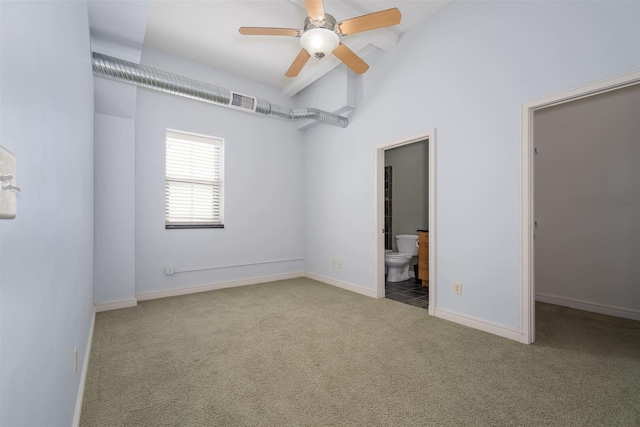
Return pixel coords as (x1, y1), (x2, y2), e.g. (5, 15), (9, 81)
(534, 83), (640, 319)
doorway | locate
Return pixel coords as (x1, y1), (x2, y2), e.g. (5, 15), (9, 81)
(374, 131), (436, 314)
(520, 71), (640, 344)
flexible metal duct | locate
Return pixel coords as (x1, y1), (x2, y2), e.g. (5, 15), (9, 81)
(91, 52), (348, 128)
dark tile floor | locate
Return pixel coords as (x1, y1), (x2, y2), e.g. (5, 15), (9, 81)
(385, 277), (429, 309)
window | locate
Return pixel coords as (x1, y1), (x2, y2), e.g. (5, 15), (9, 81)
(165, 130), (224, 229)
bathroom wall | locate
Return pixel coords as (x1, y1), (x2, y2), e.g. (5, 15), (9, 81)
(384, 140), (429, 252)
(303, 0), (640, 330)
(534, 83), (640, 319)
(0, 1), (95, 424)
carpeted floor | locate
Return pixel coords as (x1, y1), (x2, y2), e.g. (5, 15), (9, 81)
(80, 278), (640, 426)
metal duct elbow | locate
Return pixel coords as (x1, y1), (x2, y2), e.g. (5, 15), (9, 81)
(91, 52), (348, 128)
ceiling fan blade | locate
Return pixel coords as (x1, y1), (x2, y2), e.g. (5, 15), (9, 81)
(286, 49), (311, 77)
(332, 43), (369, 75)
(239, 27), (301, 37)
(304, 0), (325, 21)
(337, 8), (402, 36)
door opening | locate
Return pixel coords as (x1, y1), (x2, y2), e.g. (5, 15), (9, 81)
(374, 131), (436, 314)
(520, 71), (640, 344)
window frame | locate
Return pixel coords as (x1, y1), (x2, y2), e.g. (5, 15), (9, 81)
(164, 129), (225, 230)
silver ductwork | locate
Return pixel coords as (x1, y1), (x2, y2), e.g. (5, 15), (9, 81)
(91, 52), (348, 128)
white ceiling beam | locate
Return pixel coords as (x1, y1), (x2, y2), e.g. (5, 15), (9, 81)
(361, 30), (398, 52)
(89, 1), (151, 120)
(88, 0), (151, 63)
(282, 37), (372, 97)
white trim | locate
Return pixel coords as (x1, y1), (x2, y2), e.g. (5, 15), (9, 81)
(304, 272), (378, 298)
(136, 272), (304, 302)
(536, 293), (640, 322)
(374, 139), (386, 298)
(72, 310), (95, 427)
(374, 130), (436, 314)
(520, 89), (536, 345)
(433, 307), (521, 342)
(95, 298), (138, 313)
(428, 130), (437, 312)
(520, 70), (640, 344)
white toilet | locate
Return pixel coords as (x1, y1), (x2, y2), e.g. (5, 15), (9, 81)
(385, 234), (419, 282)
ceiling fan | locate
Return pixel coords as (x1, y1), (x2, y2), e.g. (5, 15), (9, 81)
(238, 0), (402, 77)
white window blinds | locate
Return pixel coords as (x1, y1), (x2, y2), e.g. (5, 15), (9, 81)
(165, 130), (223, 228)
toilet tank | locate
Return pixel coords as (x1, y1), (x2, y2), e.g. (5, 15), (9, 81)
(395, 234), (418, 256)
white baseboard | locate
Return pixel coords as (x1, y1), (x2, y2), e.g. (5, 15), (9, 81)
(95, 298), (138, 313)
(72, 310), (95, 427)
(536, 293), (640, 321)
(432, 307), (521, 342)
(136, 272), (304, 302)
(304, 272), (378, 298)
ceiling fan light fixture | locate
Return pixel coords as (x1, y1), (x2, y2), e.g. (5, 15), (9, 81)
(300, 28), (339, 60)
(238, 2), (402, 76)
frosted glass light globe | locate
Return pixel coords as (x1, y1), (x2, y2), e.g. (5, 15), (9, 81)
(300, 28), (339, 60)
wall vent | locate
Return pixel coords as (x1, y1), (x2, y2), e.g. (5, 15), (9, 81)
(229, 92), (257, 112)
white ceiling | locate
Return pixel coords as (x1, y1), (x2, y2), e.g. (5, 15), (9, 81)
(91, 1), (451, 96)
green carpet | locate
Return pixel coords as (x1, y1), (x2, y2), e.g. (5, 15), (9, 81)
(80, 278), (640, 426)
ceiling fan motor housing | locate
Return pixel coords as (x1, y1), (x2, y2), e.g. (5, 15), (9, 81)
(303, 13), (337, 32)
(301, 14), (339, 60)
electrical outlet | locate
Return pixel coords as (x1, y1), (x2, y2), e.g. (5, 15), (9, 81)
(74, 348), (78, 375)
(337, 261), (343, 269)
(454, 282), (462, 295)
(165, 266), (175, 275)
(332, 260), (336, 268)
(89, 297), (93, 312)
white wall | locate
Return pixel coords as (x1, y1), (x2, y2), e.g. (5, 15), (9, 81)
(304, 1), (640, 330)
(134, 48), (305, 296)
(91, 3), (147, 307)
(385, 140), (428, 251)
(296, 65), (355, 130)
(94, 113), (136, 305)
(0, 2), (94, 425)
(534, 83), (640, 317)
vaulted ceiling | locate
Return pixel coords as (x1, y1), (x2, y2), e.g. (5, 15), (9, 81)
(89, 1), (451, 97)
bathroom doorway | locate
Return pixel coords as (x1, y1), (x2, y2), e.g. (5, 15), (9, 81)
(374, 130), (436, 314)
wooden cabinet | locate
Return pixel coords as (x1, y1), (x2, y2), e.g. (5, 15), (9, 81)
(418, 231), (429, 287)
